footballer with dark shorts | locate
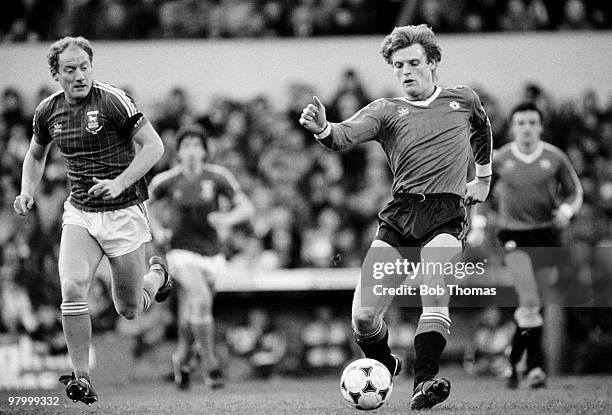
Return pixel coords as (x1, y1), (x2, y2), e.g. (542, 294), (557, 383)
(13, 36), (173, 405)
(470, 101), (582, 389)
(300, 25), (493, 410)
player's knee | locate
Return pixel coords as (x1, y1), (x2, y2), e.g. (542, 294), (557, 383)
(352, 309), (379, 333)
(116, 303), (139, 320)
(60, 278), (90, 301)
(423, 295), (447, 307)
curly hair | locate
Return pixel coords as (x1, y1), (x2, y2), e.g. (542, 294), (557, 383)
(47, 36), (93, 76)
(379, 24), (442, 66)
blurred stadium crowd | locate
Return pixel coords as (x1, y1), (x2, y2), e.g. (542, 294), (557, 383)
(1, 0), (612, 41)
(2, 68), (612, 374)
(2, 1), (612, 378)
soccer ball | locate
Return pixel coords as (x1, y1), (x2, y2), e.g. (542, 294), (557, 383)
(340, 358), (393, 410)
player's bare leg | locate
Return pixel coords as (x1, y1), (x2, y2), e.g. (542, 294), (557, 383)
(410, 233), (459, 410)
(57, 225), (104, 404)
(173, 304), (196, 390)
(190, 282), (223, 388)
(107, 244), (166, 320)
(173, 262), (223, 389)
(352, 240), (405, 377)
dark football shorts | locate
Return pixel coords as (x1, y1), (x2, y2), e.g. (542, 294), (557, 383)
(375, 193), (467, 248)
(497, 227), (565, 270)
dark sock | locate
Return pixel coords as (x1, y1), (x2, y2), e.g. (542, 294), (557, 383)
(414, 331), (446, 389)
(525, 326), (544, 371)
(354, 320), (396, 373)
(509, 326), (528, 372)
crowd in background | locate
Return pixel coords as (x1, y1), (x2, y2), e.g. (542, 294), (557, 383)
(1, 0), (612, 41)
(2, 3), (612, 373)
(2, 68), (612, 374)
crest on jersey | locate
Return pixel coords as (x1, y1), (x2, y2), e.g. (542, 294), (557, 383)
(539, 159), (552, 169)
(52, 122), (62, 137)
(86, 110), (102, 134)
(449, 101), (460, 110)
(200, 180), (215, 201)
(398, 107), (410, 117)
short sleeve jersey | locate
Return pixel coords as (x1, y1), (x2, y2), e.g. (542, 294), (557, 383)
(320, 86), (493, 197)
(149, 164), (240, 256)
(32, 80), (148, 212)
(493, 142), (582, 230)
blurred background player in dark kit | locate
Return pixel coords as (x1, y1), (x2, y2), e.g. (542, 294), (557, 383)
(148, 125), (254, 390)
(469, 101), (582, 389)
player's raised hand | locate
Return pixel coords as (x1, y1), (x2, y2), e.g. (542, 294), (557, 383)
(299, 96), (328, 134)
(13, 193), (34, 216)
(465, 177), (491, 206)
(88, 177), (125, 200)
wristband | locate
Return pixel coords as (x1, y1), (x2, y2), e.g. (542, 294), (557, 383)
(314, 123), (331, 139)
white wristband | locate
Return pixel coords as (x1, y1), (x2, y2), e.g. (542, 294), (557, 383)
(314, 123), (331, 139)
(475, 163), (492, 177)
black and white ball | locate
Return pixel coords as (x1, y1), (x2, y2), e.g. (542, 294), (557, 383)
(340, 358), (393, 410)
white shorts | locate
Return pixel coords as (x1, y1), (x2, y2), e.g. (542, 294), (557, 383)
(62, 200), (152, 258)
(166, 249), (226, 289)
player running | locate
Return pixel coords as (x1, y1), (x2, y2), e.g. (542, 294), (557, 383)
(299, 24), (492, 410)
(148, 125), (254, 390)
(13, 36), (173, 405)
(469, 101), (583, 389)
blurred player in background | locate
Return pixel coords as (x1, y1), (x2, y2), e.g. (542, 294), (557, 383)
(148, 125), (254, 390)
(13, 36), (173, 405)
(299, 24), (492, 410)
(469, 101), (582, 389)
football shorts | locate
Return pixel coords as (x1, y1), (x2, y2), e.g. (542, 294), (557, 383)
(62, 199), (151, 258)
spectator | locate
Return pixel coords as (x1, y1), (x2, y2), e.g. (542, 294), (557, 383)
(1, 88), (28, 133)
(226, 308), (287, 378)
(463, 307), (514, 377)
(301, 306), (352, 373)
(558, 0), (594, 30)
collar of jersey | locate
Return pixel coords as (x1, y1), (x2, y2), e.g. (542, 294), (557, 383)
(510, 141), (544, 164)
(401, 86), (441, 107)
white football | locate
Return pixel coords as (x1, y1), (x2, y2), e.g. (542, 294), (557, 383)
(340, 358), (393, 410)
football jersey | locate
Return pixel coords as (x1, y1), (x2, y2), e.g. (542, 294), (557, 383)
(149, 164), (240, 256)
(317, 86), (492, 196)
(493, 141), (582, 230)
(32, 80), (148, 212)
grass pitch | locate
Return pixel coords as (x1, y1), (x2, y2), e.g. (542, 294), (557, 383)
(1, 367), (611, 414)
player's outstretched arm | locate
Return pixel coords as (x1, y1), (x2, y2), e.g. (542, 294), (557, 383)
(553, 151), (584, 228)
(88, 120), (164, 200)
(14, 138), (51, 216)
(299, 96), (382, 151)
